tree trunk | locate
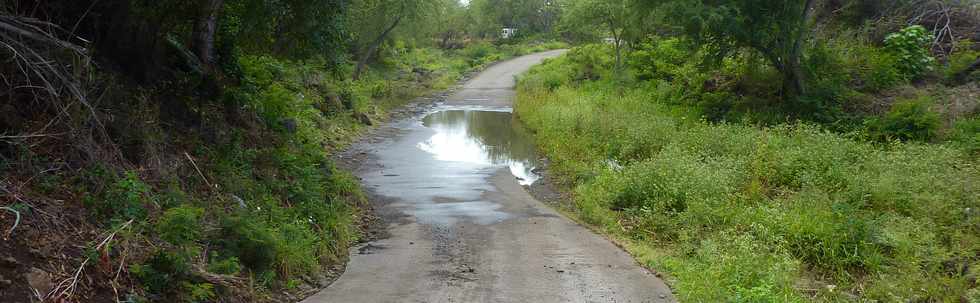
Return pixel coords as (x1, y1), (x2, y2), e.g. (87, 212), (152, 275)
(609, 23), (623, 75)
(353, 13), (405, 81)
(784, 0), (816, 98)
(192, 0), (223, 73)
(782, 63), (805, 98)
(614, 39), (622, 72)
(440, 32), (450, 49)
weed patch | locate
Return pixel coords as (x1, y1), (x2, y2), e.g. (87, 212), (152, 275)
(516, 52), (980, 301)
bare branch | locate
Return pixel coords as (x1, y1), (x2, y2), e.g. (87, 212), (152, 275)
(49, 219), (134, 300)
(0, 206), (20, 240)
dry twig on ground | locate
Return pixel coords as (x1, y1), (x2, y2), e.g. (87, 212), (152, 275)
(48, 219), (134, 301)
(0, 206), (20, 239)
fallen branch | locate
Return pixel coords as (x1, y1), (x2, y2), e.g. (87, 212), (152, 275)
(193, 264), (247, 286)
(0, 133), (63, 138)
(185, 152), (214, 189)
(0, 132), (65, 141)
(1, 11), (126, 167)
(49, 219), (133, 300)
(0, 206), (20, 239)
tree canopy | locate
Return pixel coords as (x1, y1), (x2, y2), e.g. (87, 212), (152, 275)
(653, 0), (817, 97)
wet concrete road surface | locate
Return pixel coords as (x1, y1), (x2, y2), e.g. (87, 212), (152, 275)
(301, 50), (675, 303)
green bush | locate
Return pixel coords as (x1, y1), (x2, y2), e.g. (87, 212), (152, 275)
(866, 51), (905, 91)
(86, 171), (150, 223)
(828, 36), (906, 92)
(866, 96), (941, 142)
(883, 25), (936, 79)
(207, 256), (242, 275)
(799, 42), (851, 121)
(180, 282), (216, 303)
(462, 41), (495, 64)
(218, 216), (279, 274)
(945, 42), (980, 82)
(565, 44), (615, 80)
(517, 56), (574, 92)
(628, 38), (688, 81)
(157, 206), (204, 245)
(948, 117), (980, 154)
(131, 250), (193, 296)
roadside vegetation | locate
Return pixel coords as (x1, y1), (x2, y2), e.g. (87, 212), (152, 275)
(0, 0), (563, 302)
(518, 0), (979, 301)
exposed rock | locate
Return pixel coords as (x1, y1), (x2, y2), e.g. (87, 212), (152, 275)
(354, 112), (373, 126)
(26, 267), (53, 295)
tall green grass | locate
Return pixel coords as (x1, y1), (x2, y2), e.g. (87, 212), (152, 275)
(516, 55), (980, 301)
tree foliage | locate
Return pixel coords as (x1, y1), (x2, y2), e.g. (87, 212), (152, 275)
(561, 0), (633, 71)
(651, 0), (817, 98)
(467, 0), (563, 38)
(228, 0), (348, 62)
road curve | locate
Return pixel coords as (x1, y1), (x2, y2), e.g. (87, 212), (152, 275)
(301, 50), (675, 303)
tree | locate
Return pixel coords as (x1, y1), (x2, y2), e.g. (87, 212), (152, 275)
(562, 0), (631, 72)
(350, 0), (435, 80)
(228, 0), (348, 64)
(653, 0), (818, 98)
(433, 0), (468, 48)
(466, 0), (564, 39)
(192, 0), (224, 73)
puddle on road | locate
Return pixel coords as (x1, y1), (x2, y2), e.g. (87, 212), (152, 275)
(364, 109), (541, 226)
(418, 110), (541, 185)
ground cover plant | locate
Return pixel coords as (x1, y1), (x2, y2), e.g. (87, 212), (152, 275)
(515, 43), (980, 301)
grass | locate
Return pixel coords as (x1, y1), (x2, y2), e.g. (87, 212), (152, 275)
(515, 52), (980, 301)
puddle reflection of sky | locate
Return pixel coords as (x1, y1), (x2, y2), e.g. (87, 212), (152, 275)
(418, 110), (540, 185)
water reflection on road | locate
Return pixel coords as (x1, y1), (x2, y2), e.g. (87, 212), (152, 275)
(363, 108), (542, 226)
(418, 110), (541, 185)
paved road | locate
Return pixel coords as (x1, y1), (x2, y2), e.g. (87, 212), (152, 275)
(302, 50), (675, 303)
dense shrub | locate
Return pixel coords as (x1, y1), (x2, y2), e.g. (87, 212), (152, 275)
(864, 51), (905, 91)
(883, 25), (936, 79)
(207, 256), (242, 275)
(799, 43), (851, 121)
(85, 171), (151, 223)
(461, 41), (497, 66)
(565, 44), (615, 80)
(866, 96), (941, 142)
(130, 250), (194, 297)
(945, 42), (980, 82)
(157, 206), (204, 245)
(628, 38), (689, 81)
(218, 216), (279, 274)
(180, 281), (216, 303)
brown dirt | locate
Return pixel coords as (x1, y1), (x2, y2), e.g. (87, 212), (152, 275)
(0, 179), (118, 303)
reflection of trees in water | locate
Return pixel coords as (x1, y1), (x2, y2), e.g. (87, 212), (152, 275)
(423, 110), (538, 166)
